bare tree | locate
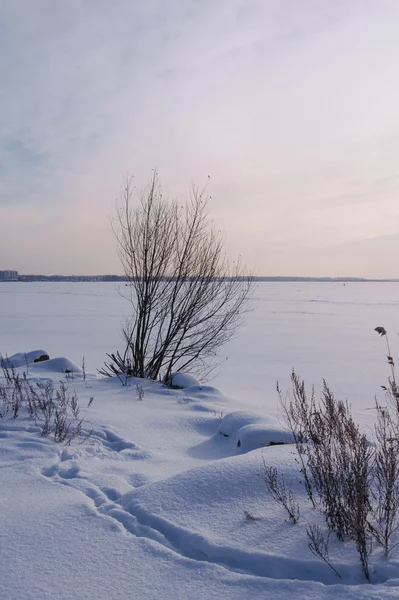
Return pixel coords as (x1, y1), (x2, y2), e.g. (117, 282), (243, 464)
(102, 171), (253, 382)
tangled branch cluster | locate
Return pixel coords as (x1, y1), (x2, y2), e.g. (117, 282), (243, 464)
(100, 172), (253, 383)
(0, 357), (91, 444)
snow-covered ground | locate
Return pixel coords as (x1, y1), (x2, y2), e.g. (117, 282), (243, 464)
(1, 281), (398, 420)
(1, 282), (399, 599)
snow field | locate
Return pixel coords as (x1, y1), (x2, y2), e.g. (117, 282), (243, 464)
(1, 358), (399, 598)
(2, 282), (399, 598)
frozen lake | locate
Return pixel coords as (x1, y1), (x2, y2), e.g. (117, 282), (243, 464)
(1, 281), (398, 424)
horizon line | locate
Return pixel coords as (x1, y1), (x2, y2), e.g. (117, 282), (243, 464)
(6, 274), (399, 283)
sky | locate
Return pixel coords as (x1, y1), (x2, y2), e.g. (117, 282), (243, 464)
(1, 0), (399, 277)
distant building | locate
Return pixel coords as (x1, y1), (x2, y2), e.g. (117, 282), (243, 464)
(0, 270), (19, 281)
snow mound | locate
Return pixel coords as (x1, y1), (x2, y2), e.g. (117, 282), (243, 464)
(217, 411), (294, 451)
(169, 372), (200, 389)
(2, 350), (50, 368)
(31, 357), (81, 373)
(184, 385), (224, 399)
(122, 448), (357, 586)
(217, 411), (263, 437)
(237, 423), (294, 451)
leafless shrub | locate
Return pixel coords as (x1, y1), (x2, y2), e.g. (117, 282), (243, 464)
(262, 458), (300, 524)
(369, 407), (399, 555)
(306, 524), (341, 578)
(39, 393), (55, 436)
(278, 376), (316, 507)
(136, 384), (145, 401)
(1, 356), (16, 385)
(262, 325), (399, 582)
(64, 370), (74, 382)
(243, 510), (258, 521)
(98, 351), (132, 385)
(367, 327), (399, 557)
(375, 327), (399, 407)
(11, 372), (24, 419)
(280, 372), (372, 580)
(0, 364), (91, 445)
(54, 409), (69, 443)
(102, 171), (253, 384)
(82, 356), (86, 383)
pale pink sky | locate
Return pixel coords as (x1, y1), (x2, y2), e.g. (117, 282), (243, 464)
(1, 0), (399, 277)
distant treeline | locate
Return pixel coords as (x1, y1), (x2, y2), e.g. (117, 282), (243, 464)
(14, 275), (399, 283)
(18, 274), (128, 282)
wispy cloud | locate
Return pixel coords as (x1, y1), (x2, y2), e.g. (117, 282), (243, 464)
(1, 0), (399, 274)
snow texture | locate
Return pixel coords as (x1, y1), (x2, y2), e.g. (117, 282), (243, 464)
(1, 282), (399, 599)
